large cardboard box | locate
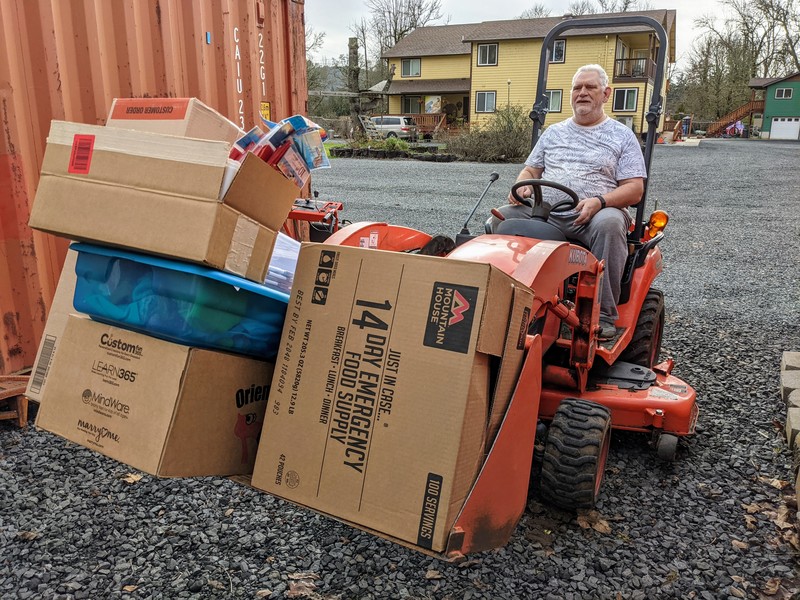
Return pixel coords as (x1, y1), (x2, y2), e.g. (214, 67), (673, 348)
(106, 98), (241, 143)
(251, 245), (533, 552)
(25, 249), (81, 403)
(29, 121), (299, 282)
(36, 316), (273, 477)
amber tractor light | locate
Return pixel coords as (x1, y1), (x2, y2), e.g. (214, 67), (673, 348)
(646, 210), (669, 239)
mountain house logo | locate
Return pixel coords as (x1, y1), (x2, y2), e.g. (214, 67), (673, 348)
(423, 282), (479, 353)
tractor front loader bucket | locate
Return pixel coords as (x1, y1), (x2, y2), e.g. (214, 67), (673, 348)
(443, 335), (543, 560)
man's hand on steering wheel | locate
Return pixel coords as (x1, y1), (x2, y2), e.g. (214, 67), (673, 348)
(508, 185), (531, 205)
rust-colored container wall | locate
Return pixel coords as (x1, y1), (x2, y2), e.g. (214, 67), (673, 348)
(0, 0), (307, 375)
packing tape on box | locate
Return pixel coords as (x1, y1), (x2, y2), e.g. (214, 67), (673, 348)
(225, 215), (259, 276)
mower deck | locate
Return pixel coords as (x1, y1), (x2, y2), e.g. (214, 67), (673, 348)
(539, 362), (697, 436)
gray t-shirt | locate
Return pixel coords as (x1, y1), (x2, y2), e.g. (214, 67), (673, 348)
(524, 117), (647, 205)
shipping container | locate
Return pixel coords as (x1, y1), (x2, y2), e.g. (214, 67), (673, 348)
(0, 0), (308, 375)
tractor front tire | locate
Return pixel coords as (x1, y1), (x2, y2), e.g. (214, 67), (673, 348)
(619, 288), (664, 369)
(540, 399), (611, 510)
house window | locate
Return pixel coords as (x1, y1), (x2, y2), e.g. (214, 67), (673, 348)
(477, 44), (498, 66)
(546, 90), (562, 113)
(476, 91), (496, 113)
(613, 88), (638, 111)
(776, 88), (793, 99)
(549, 39), (566, 63)
(401, 58), (421, 77)
(402, 95), (422, 114)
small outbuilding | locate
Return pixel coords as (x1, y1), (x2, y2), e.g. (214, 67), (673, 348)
(749, 72), (800, 140)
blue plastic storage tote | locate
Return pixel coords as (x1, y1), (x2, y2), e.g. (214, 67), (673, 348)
(71, 243), (290, 359)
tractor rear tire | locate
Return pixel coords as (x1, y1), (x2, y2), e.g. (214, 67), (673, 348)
(618, 288), (664, 369)
(539, 398), (612, 510)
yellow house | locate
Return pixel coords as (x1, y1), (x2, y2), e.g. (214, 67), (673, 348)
(382, 10), (676, 135)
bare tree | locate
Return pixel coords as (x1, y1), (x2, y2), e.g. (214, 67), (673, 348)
(306, 26), (327, 91)
(350, 18), (372, 89)
(519, 3), (552, 18)
(755, 0), (800, 71)
(566, 1), (597, 16)
(366, 0), (446, 52)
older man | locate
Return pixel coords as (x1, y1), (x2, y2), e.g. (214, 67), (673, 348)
(497, 64), (647, 340)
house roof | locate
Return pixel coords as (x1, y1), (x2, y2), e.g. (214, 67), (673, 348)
(387, 78), (472, 95)
(749, 77), (783, 88)
(383, 23), (475, 58)
(383, 10), (677, 61)
(749, 72), (800, 88)
(462, 10), (675, 42)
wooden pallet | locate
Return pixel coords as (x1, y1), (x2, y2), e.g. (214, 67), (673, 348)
(0, 376), (29, 428)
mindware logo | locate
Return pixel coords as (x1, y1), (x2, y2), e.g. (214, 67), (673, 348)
(76, 419), (120, 444)
(423, 282), (479, 354)
(100, 333), (143, 357)
(81, 388), (131, 415)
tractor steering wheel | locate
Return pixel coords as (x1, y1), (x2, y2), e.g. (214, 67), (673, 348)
(511, 179), (580, 214)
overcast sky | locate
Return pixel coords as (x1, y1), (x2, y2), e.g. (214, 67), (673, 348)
(305, 0), (723, 70)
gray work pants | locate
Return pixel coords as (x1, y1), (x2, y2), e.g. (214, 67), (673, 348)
(493, 205), (631, 322)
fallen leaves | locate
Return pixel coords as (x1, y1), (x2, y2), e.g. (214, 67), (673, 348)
(287, 572), (320, 598)
(120, 473), (143, 485)
(224, 508), (234, 517)
(576, 510), (612, 534)
(425, 569), (443, 580)
(16, 531), (40, 541)
(758, 476), (791, 490)
(122, 585), (138, 592)
(255, 590), (273, 598)
(731, 539), (749, 550)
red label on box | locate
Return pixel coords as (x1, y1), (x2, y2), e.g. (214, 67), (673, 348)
(110, 98), (190, 120)
(68, 135), (95, 174)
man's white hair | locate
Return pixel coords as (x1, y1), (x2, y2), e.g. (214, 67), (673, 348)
(572, 64), (609, 89)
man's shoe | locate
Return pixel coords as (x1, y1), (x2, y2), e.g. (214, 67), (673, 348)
(598, 319), (617, 341)
(417, 234), (455, 257)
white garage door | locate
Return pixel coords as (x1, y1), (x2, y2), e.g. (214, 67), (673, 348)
(771, 117), (800, 140)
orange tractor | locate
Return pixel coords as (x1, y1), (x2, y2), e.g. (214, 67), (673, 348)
(319, 15), (697, 555)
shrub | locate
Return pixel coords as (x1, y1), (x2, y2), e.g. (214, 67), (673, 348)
(447, 105), (533, 162)
(345, 136), (410, 151)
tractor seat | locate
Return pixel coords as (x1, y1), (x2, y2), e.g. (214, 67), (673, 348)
(494, 218), (567, 242)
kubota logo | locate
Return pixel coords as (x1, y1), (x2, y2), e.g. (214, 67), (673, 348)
(423, 282), (479, 354)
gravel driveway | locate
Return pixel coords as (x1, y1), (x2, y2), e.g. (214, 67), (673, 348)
(2, 139), (799, 599)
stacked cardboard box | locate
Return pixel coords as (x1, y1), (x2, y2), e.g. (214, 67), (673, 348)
(250, 243), (534, 553)
(27, 98), (302, 477)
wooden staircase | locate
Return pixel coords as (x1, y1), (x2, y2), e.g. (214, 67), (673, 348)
(706, 100), (764, 136)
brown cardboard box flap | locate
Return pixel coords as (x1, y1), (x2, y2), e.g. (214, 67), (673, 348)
(474, 267), (516, 357)
(224, 153), (300, 229)
(485, 285), (534, 446)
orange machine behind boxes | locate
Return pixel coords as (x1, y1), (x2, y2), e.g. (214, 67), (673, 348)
(36, 316), (273, 478)
(251, 244), (535, 554)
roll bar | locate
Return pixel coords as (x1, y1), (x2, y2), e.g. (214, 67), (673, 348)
(529, 15), (668, 240)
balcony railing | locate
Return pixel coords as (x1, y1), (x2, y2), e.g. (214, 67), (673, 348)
(613, 58), (656, 82)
